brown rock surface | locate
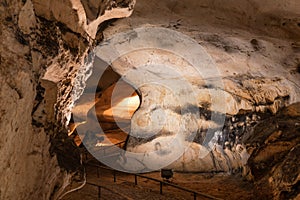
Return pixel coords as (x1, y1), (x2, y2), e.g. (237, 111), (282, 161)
(0, 0), (135, 199)
(244, 103), (300, 199)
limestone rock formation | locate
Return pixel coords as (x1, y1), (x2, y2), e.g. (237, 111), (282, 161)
(32, 0), (135, 39)
(0, 0), (135, 199)
(244, 103), (300, 199)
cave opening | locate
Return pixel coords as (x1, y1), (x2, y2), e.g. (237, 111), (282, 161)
(94, 71), (141, 149)
(68, 57), (142, 157)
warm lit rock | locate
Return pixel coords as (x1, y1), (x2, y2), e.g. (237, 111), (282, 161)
(32, 0), (136, 39)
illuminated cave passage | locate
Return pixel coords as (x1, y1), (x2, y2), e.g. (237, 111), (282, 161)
(96, 81), (140, 146)
(69, 63), (141, 150)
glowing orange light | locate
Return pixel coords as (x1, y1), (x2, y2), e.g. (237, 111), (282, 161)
(103, 94), (140, 120)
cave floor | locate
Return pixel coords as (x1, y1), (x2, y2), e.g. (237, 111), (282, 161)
(61, 163), (256, 200)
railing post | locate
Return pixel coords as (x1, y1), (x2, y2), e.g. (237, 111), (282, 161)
(113, 170), (116, 182)
(98, 186), (101, 200)
(193, 192), (197, 200)
(160, 182), (163, 194)
(134, 174), (137, 185)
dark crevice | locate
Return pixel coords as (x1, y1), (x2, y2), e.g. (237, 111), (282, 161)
(50, 131), (81, 172)
(280, 180), (300, 200)
(297, 63), (300, 73)
(15, 27), (29, 45)
(31, 83), (45, 116)
(127, 130), (175, 146)
(35, 17), (60, 56)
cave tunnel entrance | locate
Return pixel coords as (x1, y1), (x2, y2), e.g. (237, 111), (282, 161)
(94, 74), (141, 149)
(68, 57), (141, 156)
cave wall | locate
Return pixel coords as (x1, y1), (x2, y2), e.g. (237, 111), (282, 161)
(244, 103), (300, 199)
(0, 0), (135, 199)
(0, 1), (65, 199)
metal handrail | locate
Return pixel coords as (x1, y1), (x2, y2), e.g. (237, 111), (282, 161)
(136, 174), (222, 200)
(86, 182), (131, 200)
(86, 163), (223, 200)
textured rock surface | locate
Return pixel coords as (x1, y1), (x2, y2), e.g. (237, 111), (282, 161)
(92, 0), (300, 175)
(0, 0), (135, 199)
(32, 0), (135, 39)
(0, 3), (65, 199)
(244, 103), (300, 199)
